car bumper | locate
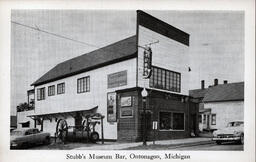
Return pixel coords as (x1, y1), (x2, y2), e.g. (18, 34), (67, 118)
(212, 137), (241, 141)
(10, 142), (20, 148)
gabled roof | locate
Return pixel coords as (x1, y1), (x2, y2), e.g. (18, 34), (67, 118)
(203, 82), (244, 103)
(32, 35), (137, 86)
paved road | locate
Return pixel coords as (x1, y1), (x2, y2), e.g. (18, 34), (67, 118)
(168, 142), (243, 151)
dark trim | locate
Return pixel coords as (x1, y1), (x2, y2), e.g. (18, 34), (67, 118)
(57, 82), (65, 95)
(48, 85), (55, 96)
(136, 12), (139, 88)
(137, 10), (189, 46)
(115, 87), (142, 93)
(27, 89), (35, 94)
(203, 99), (244, 103)
(149, 65), (181, 93)
(77, 76), (90, 94)
(37, 87), (45, 101)
(31, 53), (137, 86)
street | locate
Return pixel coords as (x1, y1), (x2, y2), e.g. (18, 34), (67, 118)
(23, 139), (243, 151)
(167, 142), (243, 151)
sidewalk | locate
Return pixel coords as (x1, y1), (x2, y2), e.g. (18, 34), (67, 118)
(74, 137), (213, 150)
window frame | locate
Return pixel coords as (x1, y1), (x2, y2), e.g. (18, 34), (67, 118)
(48, 85), (55, 96)
(37, 87), (45, 101)
(158, 111), (185, 131)
(149, 66), (181, 93)
(57, 82), (65, 95)
(77, 76), (90, 93)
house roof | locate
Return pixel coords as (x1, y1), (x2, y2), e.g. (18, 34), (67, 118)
(189, 88), (208, 99)
(203, 82), (244, 103)
(32, 35), (137, 86)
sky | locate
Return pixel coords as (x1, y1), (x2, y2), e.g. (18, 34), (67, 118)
(11, 10), (244, 115)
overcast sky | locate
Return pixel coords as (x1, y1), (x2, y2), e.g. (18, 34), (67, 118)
(11, 10), (244, 115)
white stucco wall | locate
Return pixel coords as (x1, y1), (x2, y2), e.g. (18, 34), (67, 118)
(137, 26), (190, 95)
(204, 101), (244, 130)
(34, 58), (137, 139)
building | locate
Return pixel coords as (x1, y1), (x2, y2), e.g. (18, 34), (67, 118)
(23, 10), (199, 142)
(190, 80), (244, 131)
(10, 115), (17, 131)
(17, 89), (35, 129)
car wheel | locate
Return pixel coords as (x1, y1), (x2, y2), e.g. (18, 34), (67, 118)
(21, 142), (29, 149)
(90, 132), (99, 143)
(240, 134), (244, 145)
(44, 136), (51, 145)
(216, 141), (222, 145)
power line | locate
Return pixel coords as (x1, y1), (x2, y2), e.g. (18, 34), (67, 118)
(11, 21), (135, 57)
(11, 21), (100, 49)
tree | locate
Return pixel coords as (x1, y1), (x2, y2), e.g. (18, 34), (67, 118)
(16, 102), (33, 112)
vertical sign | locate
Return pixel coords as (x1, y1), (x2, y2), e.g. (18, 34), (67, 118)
(143, 47), (152, 79)
(107, 92), (117, 122)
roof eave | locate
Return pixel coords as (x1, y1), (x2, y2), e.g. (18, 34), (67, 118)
(31, 52), (137, 87)
(203, 99), (244, 103)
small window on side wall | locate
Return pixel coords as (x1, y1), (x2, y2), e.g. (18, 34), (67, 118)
(211, 114), (216, 125)
(48, 85), (55, 96)
(37, 87), (45, 100)
(57, 83), (65, 94)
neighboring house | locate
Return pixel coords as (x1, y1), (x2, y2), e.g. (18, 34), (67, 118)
(190, 80), (244, 131)
(10, 115), (17, 131)
(19, 10), (199, 142)
(17, 89), (35, 129)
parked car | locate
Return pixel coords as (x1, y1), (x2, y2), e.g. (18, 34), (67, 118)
(212, 121), (244, 145)
(10, 128), (51, 148)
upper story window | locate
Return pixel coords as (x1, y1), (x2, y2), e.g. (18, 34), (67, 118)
(48, 85), (55, 96)
(77, 76), (90, 93)
(57, 83), (65, 94)
(37, 87), (45, 100)
(149, 66), (181, 93)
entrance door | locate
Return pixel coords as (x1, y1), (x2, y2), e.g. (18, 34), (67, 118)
(206, 114), (210, 130)
(140, 112), (152, 141)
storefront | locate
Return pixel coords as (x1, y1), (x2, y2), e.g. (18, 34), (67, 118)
(116, 87), (199, 142)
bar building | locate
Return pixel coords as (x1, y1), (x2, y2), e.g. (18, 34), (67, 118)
(28, 10), (199, 142)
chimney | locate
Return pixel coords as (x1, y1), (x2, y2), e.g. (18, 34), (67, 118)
(223, 80), (228, 84)
(201, 80), (205, 89)
(214, 79), (218, 86)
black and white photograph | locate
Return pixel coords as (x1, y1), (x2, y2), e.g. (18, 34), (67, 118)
(10, 9), (245, 151)
(0, 0), (255, 162)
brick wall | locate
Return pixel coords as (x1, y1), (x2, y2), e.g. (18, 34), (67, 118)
(117, 88), (199, 142)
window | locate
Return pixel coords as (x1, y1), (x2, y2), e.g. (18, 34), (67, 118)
(203, 114), (206, 124)
(77, 76), (90, 93)
(149, 66), (181, 92)
(57, 83), (65, 94)
(48, 85), (55, 96)
(159, 112), (185, 131)
(37, 87), (45, 100)
(211, 114), (216, 125)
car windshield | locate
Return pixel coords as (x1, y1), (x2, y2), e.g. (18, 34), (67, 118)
(11, 130), (24, 136)
(227, 121), (244, 127)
